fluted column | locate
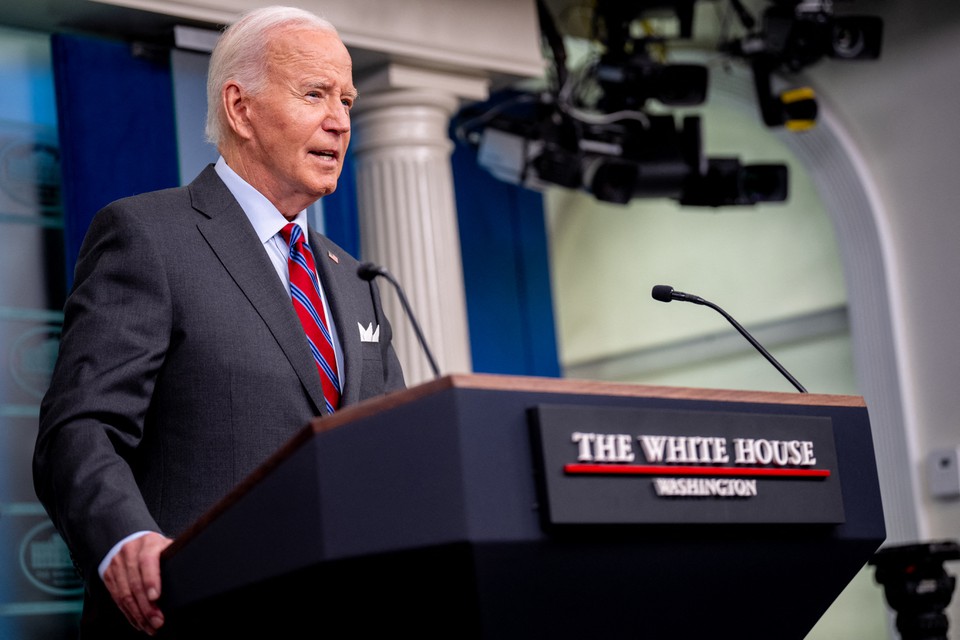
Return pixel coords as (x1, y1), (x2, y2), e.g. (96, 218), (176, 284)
(350, 88), (472, 383)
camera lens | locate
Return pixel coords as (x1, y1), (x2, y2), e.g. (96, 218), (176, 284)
(833, 24), (866, 58)
(830, 16), (883, 60)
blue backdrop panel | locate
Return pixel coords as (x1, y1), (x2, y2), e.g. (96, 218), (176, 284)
(321, 148), (360, 258)
(451, 139), (560, 377)
(52, 34), (179, 281)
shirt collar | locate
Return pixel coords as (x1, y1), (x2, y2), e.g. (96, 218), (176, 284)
(214, 156), (308, 243)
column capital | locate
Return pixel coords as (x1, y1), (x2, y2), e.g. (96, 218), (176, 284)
(350, 83), (463, 157)
(357, 62), (489, 104)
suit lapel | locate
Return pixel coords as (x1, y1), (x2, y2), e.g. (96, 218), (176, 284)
(310, 231), (363, 407)
(188, 166), (327, 415)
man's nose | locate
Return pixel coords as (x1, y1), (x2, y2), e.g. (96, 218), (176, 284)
(325, 107), (351, 134)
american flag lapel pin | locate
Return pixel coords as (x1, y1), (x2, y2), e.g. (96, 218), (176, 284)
(327, 251), (339, 264)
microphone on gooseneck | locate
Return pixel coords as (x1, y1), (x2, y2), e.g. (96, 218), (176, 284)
(651, 284), (808, 393)
(358, 262), (442, 379)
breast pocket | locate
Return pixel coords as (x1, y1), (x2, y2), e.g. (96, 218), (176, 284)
(359, 341), (386, 396)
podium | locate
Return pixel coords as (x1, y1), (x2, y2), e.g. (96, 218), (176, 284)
(160, 374), (885, 639)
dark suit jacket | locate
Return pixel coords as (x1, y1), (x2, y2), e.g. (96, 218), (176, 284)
(34, 165), (405, 635)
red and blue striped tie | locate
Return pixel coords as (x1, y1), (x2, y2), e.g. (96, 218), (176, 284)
(281, 223), (340, 414)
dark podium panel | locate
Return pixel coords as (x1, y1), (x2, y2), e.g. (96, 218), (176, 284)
(160, 374), (885, 639)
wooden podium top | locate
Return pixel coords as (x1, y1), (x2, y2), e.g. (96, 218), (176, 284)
(311, 372), (865, 434)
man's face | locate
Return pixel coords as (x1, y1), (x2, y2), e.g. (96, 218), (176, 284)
(236, 28), (356, 216)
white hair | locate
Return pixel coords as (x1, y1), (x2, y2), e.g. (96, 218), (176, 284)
(205, 5), (338, 147)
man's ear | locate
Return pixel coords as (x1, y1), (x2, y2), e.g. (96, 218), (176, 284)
(222, 81), (253, 140)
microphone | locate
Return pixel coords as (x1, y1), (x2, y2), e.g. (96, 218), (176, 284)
(358, 262), (441, 379)
(651, 285), (807, 393)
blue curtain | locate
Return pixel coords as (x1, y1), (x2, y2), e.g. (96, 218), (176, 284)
(321, 148), (361, 258)
(452, 138), (561, 377)
(52, 34), (179, 283)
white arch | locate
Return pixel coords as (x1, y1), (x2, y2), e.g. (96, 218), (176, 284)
(712, 63), (922, 544)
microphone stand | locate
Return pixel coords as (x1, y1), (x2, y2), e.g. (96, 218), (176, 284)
(358, 263), (442, 379)
(652, 285), (808, 393)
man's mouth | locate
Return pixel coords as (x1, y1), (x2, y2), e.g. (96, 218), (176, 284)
(310, 150), (338, 161)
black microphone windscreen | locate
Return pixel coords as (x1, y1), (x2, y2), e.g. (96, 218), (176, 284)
(651, 285), (675, 303)
(357, 262), (382, 282)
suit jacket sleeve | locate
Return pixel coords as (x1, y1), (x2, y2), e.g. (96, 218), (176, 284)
(34, 201), (170, 581)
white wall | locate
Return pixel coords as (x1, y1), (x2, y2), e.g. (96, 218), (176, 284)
(805, 4), (960, 632)
(547, 95), (848, 388)
(806, 0), (960, 548)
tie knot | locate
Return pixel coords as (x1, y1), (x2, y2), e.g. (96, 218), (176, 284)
(281, 222), (305, 249)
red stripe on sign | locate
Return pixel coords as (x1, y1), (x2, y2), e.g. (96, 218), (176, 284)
(563, 464), (831, 478)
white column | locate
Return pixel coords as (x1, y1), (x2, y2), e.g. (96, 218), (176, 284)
(350, 82), (477, 384)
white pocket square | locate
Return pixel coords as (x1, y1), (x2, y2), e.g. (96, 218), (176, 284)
(358, 322), (380, 343)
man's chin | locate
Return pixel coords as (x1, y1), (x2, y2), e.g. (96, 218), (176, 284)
(309, 171), (342, 199)
(318, 181), (338, 196)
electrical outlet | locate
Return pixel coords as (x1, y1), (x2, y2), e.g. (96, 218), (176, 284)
(928, 448), (960, 499)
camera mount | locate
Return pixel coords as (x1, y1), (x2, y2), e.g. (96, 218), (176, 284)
(870, 540), (960, 640)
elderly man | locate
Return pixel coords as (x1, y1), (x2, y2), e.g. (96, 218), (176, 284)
(34, 6), (405, 637)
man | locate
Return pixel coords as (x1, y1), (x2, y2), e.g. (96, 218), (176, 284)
(34, 6), (405, 637)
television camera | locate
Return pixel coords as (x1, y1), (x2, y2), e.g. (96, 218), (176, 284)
(725, 0), (883, 128)
(455, 0), (881, 208)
